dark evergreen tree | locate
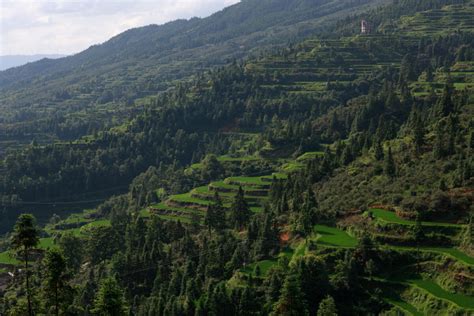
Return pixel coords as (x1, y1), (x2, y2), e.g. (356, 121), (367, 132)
(273, 274), (309, 316)
(11, 214), (40, 316)
(384, 146), (396, 178)
(43, 249), (70, 316)
(317, 295), (338, 316)
(230, 186), (252, 229)
(374, 140), (384, 161)
(92, 277), (128, 316)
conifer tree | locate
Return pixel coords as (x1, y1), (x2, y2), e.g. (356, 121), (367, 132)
(413, 212), (424, 242)
(230, 186), (252, 230)
(205, 204), (219, 235)
(44, 249), (69, 316)
(317, 295), (338, 316)
(11, 214), (40, 316)
(413, 113), (425, 154)
(92, 277), (128, 316)
(374, 140), (384, 161)
(435, 84), (454, 118)
(273, 274), (309, 316)
(384, 147), (396, 178)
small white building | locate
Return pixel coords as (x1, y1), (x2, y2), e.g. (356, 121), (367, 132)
(361, 20), (371, 34)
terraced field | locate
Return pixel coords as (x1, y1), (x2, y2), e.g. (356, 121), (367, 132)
(408, 278), (474, 310)
(149, 174), (274, 223)
(370, 208), (464, 228)
(315, 224), (358, 248)
(249, 36), (403, 98)
(399, 3), (474, 36)
(149, 154), (298, 223)
(385, 296), (423, 316)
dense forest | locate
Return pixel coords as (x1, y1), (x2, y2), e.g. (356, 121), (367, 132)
(0, 0), (473, 315)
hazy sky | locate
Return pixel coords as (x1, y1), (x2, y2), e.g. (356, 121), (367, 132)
(0, 0), (240, 56)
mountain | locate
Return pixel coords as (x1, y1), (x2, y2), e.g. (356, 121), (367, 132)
(0, 0), (388, 145)
(0, 0), (473, 314)
(0, 54), (66, 71)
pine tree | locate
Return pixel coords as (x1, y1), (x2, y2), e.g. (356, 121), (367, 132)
(44, 249), (69, 316)
(230, 186), (252, 230)
(11, 214), (40, 316)
(433, 128), (444, 159)
(413, 212), (424, 242)
(384, 147), (396, 178)
(374, 140), (383, 161)
(413, 113), (425, 154)
(273, 274), (309, 316)
(317, 295), (338, 316)
(301, 189), (318, 239)
(213, 192), (226, 229)
(92, 277), (128, 316)
(435, 84), (454, 118)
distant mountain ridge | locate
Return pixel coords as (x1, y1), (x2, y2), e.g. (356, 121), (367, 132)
(0, 54), (66, 71)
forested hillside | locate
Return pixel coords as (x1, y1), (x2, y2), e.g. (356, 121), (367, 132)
(0, 0), (473, 315)
(0, 0), (386, 151)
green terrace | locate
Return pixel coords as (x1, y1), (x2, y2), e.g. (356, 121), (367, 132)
(398, 3), (474, 36)
(380, 275), (474, 312)
(410, 62), (474, 98)
(148, 152), (313, 222)
(241, 224), (359, 278)
(369, 208), (465, 228)
(187, 155), (262, 171)
(247, 36), (405, 97)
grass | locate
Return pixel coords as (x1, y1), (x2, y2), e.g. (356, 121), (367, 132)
(370, 209), (463, 228)
(225, 176), (269, 186)
(80, 219), (111, 231)
(157, 214), (193, 224)
(211, 181), (269, 193)
(314, 225), (358, 248)
(389, 245), (474, 266)
(281, 161), (305, 172)
(241, 248), (294, 276)
(188, 155), (261, 170)
(385, 297), (423, 316)
(170, 193), (211, 205)
(39, 237), (57, 249)
(408, 278), (474, 309)
(0, 251), (19, 265)
(296, 151), (324, 161)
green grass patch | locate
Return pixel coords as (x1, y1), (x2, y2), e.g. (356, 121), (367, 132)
(389, 245), (474, 265)
(211, 181), (267, 192)
(281, 161), (305, 172)
(170, 193), (211, 205)
(241, 248), (294, 276)
(385, 297), (423, 316)
(0, 251), (19, 265)
(370, 209), (463, 228)
(80, 219), (111, 230)
(314, 225), (358, 248)
(409, 278), (474, 309)
(225, 176), (269, 186)
(157, 214), (193, 224)
(296, 151), (324, 162)
(38, 237), (57, 250)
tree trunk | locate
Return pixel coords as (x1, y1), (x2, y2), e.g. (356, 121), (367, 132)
(55, 284), (59, 316)
(25, 246), (33, 316)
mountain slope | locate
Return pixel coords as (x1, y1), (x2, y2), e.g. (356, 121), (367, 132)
(0, 0), (387, 144)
